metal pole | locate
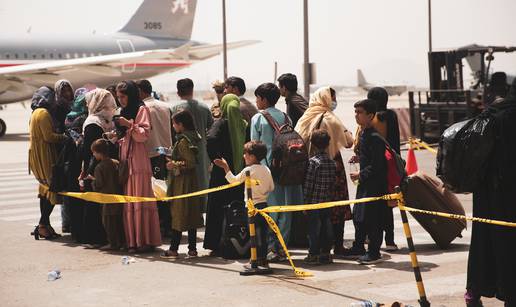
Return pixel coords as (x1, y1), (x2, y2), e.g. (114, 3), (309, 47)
(428, 0), (432, 52)
(303, 0), (310, 99)
(395, 187), (431, 307)
(222, 0), (228, 80)
(274, 61), (278, 83)
(241, 171), (272, 276)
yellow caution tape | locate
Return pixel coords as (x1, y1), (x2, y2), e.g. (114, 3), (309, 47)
(400, 205), (516, 228)
(409, 138), (438, 155)
(57, 180), (261, 204)
(257, 210), (313, 277)
(260, 193), (401, 213)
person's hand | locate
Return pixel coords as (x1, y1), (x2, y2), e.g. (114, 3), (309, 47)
(213, 158), (228, 169)
(78, 170), (86, 181)
(117, 117), (132, 128)
(166, 157), (175, 170)
(350, 172), (360, 181)
(348, 155), (359, 163)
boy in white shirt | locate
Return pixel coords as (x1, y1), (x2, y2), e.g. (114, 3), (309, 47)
(214, 141), (274, 266)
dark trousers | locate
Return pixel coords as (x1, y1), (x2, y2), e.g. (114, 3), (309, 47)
(170, 229), (197, 251)
(307, 209), (334, 256)
(353, 203), (384, 258)
(383, 206), (395, 245)
(150, 156), (171, 233)
(254, 202), (268, 260)
(39, 197), (55, 226)
(333, 221), (345, 249)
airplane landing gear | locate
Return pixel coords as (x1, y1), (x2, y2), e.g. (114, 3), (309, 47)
(0, 118), (6, 137)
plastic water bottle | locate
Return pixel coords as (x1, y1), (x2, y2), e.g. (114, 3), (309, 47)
(47, 269), (61, 281)
(350, 300), (381, 307)
(121, 256), (130, 265)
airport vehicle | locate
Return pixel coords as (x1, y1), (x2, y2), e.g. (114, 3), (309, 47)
(357, 69), (407, 96)
(0, 0), (257, 137)
(408, 44), (516, 141)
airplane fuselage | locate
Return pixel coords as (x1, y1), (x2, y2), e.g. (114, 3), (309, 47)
(0, 33), (193, 103)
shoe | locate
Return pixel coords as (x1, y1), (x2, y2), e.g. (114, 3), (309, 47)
(256, 258), (269, 268)
(303, 254), (320, 265)
(318, 254), (333, 265)
(187, 250), (198, 257)
(384, 244), (399, 252)
(267, 251), (286, 263)
(31, 225), (55, 240)
(333, 245), (346, 256)
(357, 253), (383, 265)
(160, 250), (179, 259)
(100, 244), (114, 251)
(62, 225), (71, 233)
(336, 247), (365, 260)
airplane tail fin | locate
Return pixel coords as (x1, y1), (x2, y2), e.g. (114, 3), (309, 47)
(357, 69), (368, 87)
(119, 0), (197, 40)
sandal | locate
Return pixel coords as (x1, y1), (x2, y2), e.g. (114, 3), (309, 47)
(160, 250), (179, 259)
(31, 225), (54, 240)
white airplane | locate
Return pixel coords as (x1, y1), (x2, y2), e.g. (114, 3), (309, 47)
(0, 0), (257, 136)
(357, 69), (408, 96)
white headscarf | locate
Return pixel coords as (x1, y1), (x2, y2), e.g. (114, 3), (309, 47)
(295, 86), (354, 158)
(82, 89), (116, 132)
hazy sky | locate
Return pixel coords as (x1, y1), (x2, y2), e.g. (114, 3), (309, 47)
(1, 0), (516, 90)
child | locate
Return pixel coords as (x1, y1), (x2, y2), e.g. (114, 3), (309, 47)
(160, 110), (203, 259)
(303, 130), (336, 265)
(91, 139), (125, 250)
(214, 141), (274, 267)
(345, 99), (387, 265)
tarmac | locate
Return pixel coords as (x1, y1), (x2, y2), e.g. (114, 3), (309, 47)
(0, 95), (504, 306)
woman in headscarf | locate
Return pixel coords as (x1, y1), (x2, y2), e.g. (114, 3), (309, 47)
(203, 94), (246, 256)
(29, 86), (67, 239)
(77, 89), (117, 245)
(295, 86), (354, 255)
(465, 79), (516, 307)
(116, 81), (161, 252)
(54, 80), (74, 134)
(60, 87), (89, 235)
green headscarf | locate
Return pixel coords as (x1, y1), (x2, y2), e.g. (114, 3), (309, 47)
(66, 92), (88, 121)
(220, 94), (247, 172)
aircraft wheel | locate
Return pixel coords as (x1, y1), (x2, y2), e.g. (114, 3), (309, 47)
(0, 118), (6, 137)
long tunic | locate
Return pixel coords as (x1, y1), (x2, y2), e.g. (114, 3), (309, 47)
(467, 102), (516, 303)
(170, 100), (214, 204)
(120, 106), (162, 248)
(29, 108), (66, 205)
(93, 159), (124, 248)
(203, 118), (244, 251)
(167, 136), (203, 232)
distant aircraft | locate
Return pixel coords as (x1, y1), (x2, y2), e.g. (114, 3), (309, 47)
(357, 69), (408, 96)
(0, 0), (257, 136)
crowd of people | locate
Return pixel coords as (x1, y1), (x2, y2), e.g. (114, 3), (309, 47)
(26, 71), (516, 306)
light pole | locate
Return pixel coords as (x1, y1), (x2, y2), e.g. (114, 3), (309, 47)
(303, 0), (310, 99)
(428, 0), (432, 52)
(222, 0), (228, 80)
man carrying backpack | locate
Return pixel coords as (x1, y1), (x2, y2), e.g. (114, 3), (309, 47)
(250, 83), (306, 262)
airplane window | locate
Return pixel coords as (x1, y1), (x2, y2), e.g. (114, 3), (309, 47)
(58, 54), (62, 59)
(82, 53), (87, 58)
(6, 54), (10, 59)
(50, 54), (54, 59)
(66, 53), (71, 59)
(41, 54), (45, 59)
(32, 54), (37, 59)
(24, 53), (28, 59)
(90, 53), (95, 57)
(74, 53), (78, 58)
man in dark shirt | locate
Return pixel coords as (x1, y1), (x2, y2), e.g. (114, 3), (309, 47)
(277, 73), (308, 128)
(343, 99), (387, 265)
(224, 76), (258, 124)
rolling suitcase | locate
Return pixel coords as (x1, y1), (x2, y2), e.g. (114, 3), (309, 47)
(221, 201), (251, 259)
(402, 172), (466, 249)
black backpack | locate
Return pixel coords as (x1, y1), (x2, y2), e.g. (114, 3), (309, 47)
(221, 201), (251, 260)
(260, 111), (308, 186)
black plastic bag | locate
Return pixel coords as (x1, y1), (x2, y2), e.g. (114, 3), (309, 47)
(437, 111), (495, 193)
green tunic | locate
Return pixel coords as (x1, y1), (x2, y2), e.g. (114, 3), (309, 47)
(167, 132), (204, 232)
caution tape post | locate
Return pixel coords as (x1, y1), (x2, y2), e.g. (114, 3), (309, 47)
(395, 186), (431, 307)
(240, 171), (273, 276)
